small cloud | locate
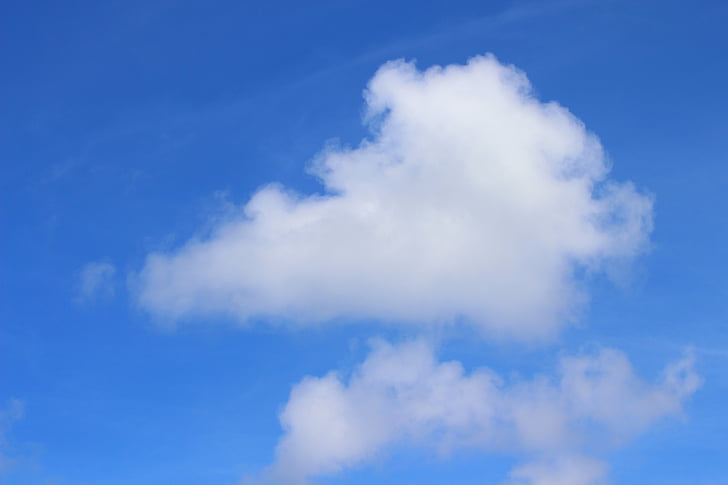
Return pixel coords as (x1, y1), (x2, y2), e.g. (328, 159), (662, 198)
(503, 455), (609, 485)
(75, 261), (117, 303)
(260, 340), (700, 484)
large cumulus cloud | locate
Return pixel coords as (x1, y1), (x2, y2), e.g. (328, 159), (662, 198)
(135, 54), (652, 337)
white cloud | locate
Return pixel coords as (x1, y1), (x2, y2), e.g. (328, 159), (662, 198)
(135, 54), (652, 338)
(76, 261), (116, 302)
(262, 340), (700, 484)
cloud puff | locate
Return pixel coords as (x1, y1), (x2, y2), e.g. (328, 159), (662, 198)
(262, 340), (700, 484)
(76, 261), (116, 302)
(503, 456), (608, 485)
(135, 54), (652, 338)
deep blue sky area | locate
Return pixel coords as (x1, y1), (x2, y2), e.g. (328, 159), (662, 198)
(1, 1), (727, 484)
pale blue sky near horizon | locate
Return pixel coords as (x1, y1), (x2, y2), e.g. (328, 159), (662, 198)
(1, 0), (727, 484)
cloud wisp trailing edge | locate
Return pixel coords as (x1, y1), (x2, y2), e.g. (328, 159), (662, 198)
(76, 261), (117, 303)
(135, 54), (652, 339)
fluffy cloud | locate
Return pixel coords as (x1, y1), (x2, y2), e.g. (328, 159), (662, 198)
(135, 54), (652, 338)
(76, 261), (116, 302)
(262, 340), (700, 485)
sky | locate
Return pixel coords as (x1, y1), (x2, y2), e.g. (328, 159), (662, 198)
(1, 0), (727, 484)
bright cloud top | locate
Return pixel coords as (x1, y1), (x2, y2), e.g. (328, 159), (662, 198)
(136, 54), (652, 337)
(264, 340), (700, 485)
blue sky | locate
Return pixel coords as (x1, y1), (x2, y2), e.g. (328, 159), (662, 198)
(1, 0), (727, 484)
